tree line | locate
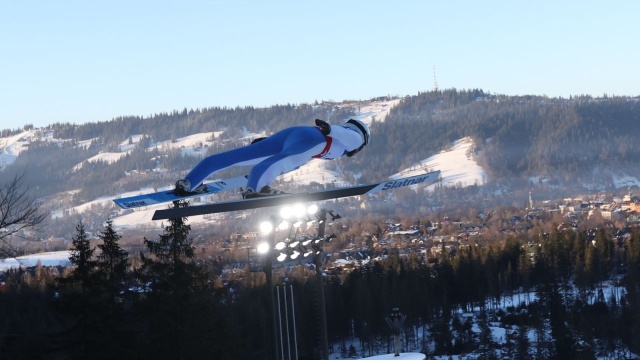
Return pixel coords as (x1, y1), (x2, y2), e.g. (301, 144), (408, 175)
(2, 206), (640, 358)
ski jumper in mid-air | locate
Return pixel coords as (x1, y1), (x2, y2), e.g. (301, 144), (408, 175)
(174, 119), (371, 198)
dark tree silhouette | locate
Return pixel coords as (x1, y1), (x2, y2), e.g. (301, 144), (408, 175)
(0, 172), (48, 257)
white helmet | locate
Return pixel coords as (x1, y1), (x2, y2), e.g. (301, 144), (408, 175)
(344, 119), (370, 146)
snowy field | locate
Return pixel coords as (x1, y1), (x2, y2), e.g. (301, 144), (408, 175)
(390, 137), (487, 190)
(0, 251), (71, 271)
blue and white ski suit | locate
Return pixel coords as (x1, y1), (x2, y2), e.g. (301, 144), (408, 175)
(183, 124), (364, 192)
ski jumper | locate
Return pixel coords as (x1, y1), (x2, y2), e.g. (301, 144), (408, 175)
(183, 124), (364, 192)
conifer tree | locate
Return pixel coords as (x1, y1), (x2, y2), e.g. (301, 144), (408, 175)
(585, 241), (601, 290)
(515, 324), (531, 360)
(137, 200), (224, 359)
(96, 219), (128, 301)
(593, 228), (613, 282)
(476, 311), (498, 360)
(62, 221), (98, 358)
(622, 231), (640, 354)
(67, 221), (96, 292)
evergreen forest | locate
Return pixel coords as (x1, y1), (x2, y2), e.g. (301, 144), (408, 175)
(2, 202), (640, 359)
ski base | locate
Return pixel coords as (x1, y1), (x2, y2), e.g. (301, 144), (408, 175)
(152, 171), (440, 220)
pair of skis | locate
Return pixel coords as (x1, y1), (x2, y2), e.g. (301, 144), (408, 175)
(112, 171), (441, 220)
(113, 175), (249, 210)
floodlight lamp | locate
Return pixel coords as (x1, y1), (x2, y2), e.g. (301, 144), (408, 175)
(302, 239), (312, 246)
(292, 204), (305, 218)
(291, 251), (300, 259)
(307, 204), (318, 215)
(278, 220), (290, 230)
(277, 253), (288, 262)
(259, 221), (273, 234)
(275, 241), (286, 251)
(303, 250), (313, 257)
(293, 220), (303, 228)
(289, 241), (299, 248)
(257, 242), (270, 254)
(280, 206), (293, 219)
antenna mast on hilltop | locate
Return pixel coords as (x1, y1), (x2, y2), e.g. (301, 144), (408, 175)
(433, 65), (439, 92)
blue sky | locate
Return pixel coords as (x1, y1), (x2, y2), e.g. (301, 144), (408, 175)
(1, 0), (638, 130)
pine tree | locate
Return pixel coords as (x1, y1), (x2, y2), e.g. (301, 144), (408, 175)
(62, 221), (98, 358)
(548, 281), (577, 359)
(67, 221), (96, 292)
(476, 311), (498, 360)
(137, 200), (225, 358)
(96, 219), (128, 301)
(622, 231), (640, 354)
(515, 324), (531, 360)
(593, 228), (613, 282)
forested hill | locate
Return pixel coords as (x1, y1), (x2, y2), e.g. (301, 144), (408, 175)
(358, 90), (640, 184)
(2, 89), (640, 203)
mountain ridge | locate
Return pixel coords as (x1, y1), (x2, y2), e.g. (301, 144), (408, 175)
(3, 90), (640, 233)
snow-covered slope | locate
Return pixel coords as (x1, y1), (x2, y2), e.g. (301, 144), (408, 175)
(391, 137), (487, 188)
(0, 129), (54, 170)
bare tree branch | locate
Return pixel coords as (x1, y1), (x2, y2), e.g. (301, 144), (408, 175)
(0, 172), (49, 258)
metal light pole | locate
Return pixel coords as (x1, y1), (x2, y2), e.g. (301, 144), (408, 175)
(263, 216), (279, 360)
(385, 308), (406, 357)
(315, 209), (330, 360)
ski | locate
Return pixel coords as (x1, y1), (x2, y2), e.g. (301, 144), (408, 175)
(113, 175), (248, 209)
(151, 171), (440, 220)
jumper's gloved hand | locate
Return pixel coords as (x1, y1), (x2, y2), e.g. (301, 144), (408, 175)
(315, 119), (331, 136)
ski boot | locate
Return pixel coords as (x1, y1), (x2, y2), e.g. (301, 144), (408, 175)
(174, 179), (210, 196)
(242, 185), (286, 199)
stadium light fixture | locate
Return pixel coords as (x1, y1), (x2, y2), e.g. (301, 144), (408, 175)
(260, 221), (273, 234)
(257, 241), (270, 254)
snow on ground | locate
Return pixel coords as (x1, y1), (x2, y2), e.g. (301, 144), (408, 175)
(111, 207), (162, 228)
(391, 137), (487, 189)
(152, 131), (221, 157)
(279, 159), (350, 188)
(240, 127), (267, 141)
(0, 129), (62, 170)
(349, 98), (402, 125)
(613, 174), (640, 188)
(73, 150), (132, 171)
(351, 353), (425, 360)
(119, 134), (145, 151)
(77, 137), (96, 149)
(0, 130), (34, 169)
(0, 251), (71, 271)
